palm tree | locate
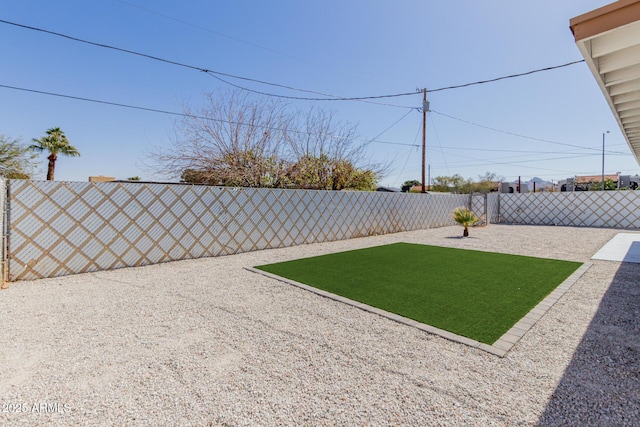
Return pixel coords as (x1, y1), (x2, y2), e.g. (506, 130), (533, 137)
(30, 127), (80, 180)
(452, 206), (480, 237)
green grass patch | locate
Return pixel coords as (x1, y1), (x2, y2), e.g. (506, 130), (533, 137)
(255, 243), (582, 344)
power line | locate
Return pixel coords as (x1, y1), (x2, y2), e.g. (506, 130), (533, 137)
(433, 151), (600, 166)
(117, 0), (386, 90)
(366, 109), (415, 143)
(441, 151), (605, 170)
(407, 160), (579, 175)
(0, 18), (588, 105)
(390, 146), (418, 186)
(415, 145), (630, 178)
(428, 114), (450, 175)
(392, 122), (422, 186)
(430, 144), (630, 157)
(208, 74), (414, 109)
(424, 154), (585, 174)
(0, 83), (418, 147)
(435, 146), (594, 154)
(0, 19), (416, 104)
(431, 110), (630, 155)
(397, 151), (636, 180)
(372, 111), (418, 184)
(428, 60), (585, 92)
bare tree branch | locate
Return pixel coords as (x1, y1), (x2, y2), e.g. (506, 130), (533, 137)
(148, 89), (383, 190)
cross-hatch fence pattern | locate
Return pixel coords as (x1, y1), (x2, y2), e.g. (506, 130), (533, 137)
(1, 179), (637, 282)
(498, 191), (640, 228)
(4, 180), (470, 281)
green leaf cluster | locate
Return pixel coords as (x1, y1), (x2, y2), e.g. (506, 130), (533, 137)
(0, 134), (38, 179)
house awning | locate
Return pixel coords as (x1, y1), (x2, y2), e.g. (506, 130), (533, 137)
(570, 0), (640, 165)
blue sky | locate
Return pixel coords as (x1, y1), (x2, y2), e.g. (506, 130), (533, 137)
(2, 0), (638, 186)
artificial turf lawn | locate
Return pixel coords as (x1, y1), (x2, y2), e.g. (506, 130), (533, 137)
(255, 243), (582, 344)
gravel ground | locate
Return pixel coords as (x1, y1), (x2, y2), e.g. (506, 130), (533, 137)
(0, 224), (638, 426)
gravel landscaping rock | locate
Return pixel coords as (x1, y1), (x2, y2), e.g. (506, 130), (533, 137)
(0, 224), (638, 426)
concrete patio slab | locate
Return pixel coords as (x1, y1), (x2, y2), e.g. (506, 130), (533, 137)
(591, 232), (640, 263)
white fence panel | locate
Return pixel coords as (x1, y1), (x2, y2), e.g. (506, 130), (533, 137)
(498, 191), (640, 228)
(7, 181), (471, 281)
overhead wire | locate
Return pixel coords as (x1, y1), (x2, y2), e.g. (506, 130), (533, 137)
(428, 114), (450, 175)
(427, 60), (585, 92)
(427, 142), (629, 160)
(207, 73), (414, 109)
(0, 19), (416, 106)
(414, 130), (611, 175)
(425, 137), (625, 171)
(353, 108), (417, 181)
(392, 122), (422, 186)
(417, 109), (612, 181)
(431, 151), (600, 166)
(0, 83), (417, 147)
(421, 153), (585, 175)
(366, 109), (416, 143)
(116, 0), (381, 87)
(387, 146), (416, 187)
(0, 18), (587, 105)
(434, 146), (600, 155)
(1, 18), (618, 179)
(373, 108), (418, 158)
(431, 110), (631, 155)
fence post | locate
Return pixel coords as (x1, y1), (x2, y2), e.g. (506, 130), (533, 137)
(484, 193), (488, 225)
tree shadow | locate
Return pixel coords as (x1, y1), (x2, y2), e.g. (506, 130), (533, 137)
(538, 261), (640, 426)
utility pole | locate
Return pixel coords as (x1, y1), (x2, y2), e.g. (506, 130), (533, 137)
(421, 88), (429, 193)
(602, 131), (609, 191)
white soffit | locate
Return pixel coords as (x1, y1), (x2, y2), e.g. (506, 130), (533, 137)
(571, 1), (640, 165)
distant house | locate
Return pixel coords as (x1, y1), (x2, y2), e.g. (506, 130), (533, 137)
(558, 173), (640, 191)
(574, 174), (619, 190)
(484, 182), (502, 193)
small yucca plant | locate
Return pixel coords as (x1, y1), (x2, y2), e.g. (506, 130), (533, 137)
(452, 207), (480, 237)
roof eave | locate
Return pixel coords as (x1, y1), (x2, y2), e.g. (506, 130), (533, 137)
(570, 0), (640, 166)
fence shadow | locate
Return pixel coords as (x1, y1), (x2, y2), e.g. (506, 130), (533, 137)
(538, 261), (640, 426)
(623, 241), (640, 263)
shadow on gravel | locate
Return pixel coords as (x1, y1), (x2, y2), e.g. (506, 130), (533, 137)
(538, 262), (640, 426)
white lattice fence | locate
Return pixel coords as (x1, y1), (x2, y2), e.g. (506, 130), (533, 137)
(6, 181), (471, 281)
(498, 191), (640, 228)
